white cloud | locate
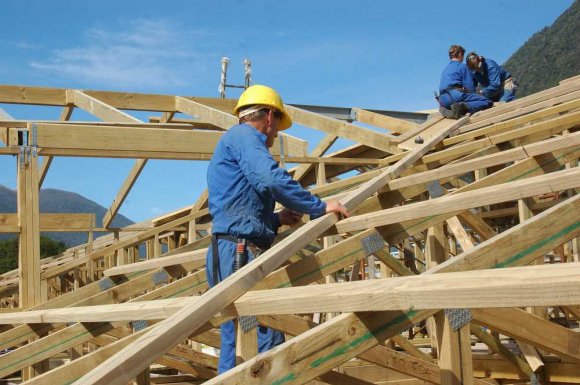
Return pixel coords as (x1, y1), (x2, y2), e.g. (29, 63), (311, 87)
(30, 19), (212, 90)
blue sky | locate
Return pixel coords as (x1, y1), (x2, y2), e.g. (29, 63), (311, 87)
(0, 0), (574, 223)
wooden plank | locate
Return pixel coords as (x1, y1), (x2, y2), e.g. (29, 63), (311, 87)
(469, 78), (580, 123)
(446, 97), (580, 146)
(17, 150), (41, 309)
(11, 263), (580, 323)
(0, 213), (99, 232)
(472, 308), (580, 362)
(103, 249), (206, 277)
(285, 104), (402, 154)
(336, 167), (580, 233)
(34, 123), (223, 153)
(379, 147), (580, 244)
(0, 85), (66, 106)
(176, 96), (308, 157)
(398, 117), (455, 151)
(352, 107), (419, 134)
(390, 115), (445, 145)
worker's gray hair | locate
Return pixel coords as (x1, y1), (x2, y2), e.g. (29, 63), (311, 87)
(239, 105), (269, 124)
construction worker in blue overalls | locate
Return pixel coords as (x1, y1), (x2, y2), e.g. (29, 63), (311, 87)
(437, 45), (493, 119)
(205, 84), (349, 373)
(466, 52), (518, 102)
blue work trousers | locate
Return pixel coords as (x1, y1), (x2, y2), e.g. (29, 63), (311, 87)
(439, 89), (492, 114)
(206, 239), (285, 374)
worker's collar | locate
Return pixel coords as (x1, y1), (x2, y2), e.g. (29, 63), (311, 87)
(242, 123), (267, 145)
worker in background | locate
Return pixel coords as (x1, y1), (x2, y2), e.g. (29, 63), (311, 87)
(206, 84), (349, 373)
(466, 52), (518, 102)
(437, 44), (492, 119)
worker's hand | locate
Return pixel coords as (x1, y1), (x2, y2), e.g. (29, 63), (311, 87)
(278, 208), (303, 226)
(325, 200), (350, 218)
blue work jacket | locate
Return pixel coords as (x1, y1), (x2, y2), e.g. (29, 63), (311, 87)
(439, 61), (477, 93)
(471, 57), (511, 99)
(207, 123), (326, 246)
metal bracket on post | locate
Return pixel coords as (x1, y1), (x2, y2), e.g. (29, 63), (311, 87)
(361, 231), (385, 256)
(444, 308), (472, 331)
(30, 122), (38, 157)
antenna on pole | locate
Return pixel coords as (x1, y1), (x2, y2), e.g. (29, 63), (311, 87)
(218, 57), (252, 98)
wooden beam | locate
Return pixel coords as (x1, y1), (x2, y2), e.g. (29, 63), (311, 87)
(175, 96), (308, 157)
(336, 167), (580, 233)
(285, 104), (402, 154)
(352, 107), (419, 134)
(0, 213), (95, 233)
(7, 263), (580, 324)
(17, 148), (41, 309)
(472, 308), (580, 362)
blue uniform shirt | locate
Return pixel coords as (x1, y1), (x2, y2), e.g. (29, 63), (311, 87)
(439, 61), (477, 93)
(207, 123), (326, 246)
(471, 58), (511, 99)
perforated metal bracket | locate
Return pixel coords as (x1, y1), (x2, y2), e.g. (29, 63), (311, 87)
(426, 180), (445, 198)
(152, 270), (170, 285)
(239, 315), (258, 333)
(444, 308), (472, 331)
(98, 277), (115, 292)
(132, 320), (149, 332)
(361, 232), (385, 256)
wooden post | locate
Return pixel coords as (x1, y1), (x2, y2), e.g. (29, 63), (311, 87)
(17, 130), (44, 380)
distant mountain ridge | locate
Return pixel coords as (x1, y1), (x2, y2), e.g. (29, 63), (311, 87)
(0, 185), (134, 246)
(503, 0), (580, 97)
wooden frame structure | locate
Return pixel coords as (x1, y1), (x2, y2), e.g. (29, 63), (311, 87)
(0, 76), (579, 385)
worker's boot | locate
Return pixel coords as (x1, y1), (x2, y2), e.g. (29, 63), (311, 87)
(450, 102), (468, 119)
(439, 106), (455, 119)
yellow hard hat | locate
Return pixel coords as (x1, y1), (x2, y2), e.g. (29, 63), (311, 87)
(234, 84), (293, 130)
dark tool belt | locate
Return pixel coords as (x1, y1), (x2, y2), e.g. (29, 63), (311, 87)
(210, 234), (270, 284)
(443, 85), (469, 93)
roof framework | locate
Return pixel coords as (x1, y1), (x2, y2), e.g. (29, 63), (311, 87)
(0, 76), (578, 385)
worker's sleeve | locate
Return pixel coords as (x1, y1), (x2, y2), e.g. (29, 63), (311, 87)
(235, 132), (327, 216)
(480, 62), (502, 96)
(462, 67), (477, 93)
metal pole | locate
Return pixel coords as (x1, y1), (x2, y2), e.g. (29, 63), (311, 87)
(219, 57), (230, 98)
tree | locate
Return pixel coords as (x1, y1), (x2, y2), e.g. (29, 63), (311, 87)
(0, 236), (67, 274)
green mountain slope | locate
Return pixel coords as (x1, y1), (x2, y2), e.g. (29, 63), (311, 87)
(503, 0), (580, 97)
